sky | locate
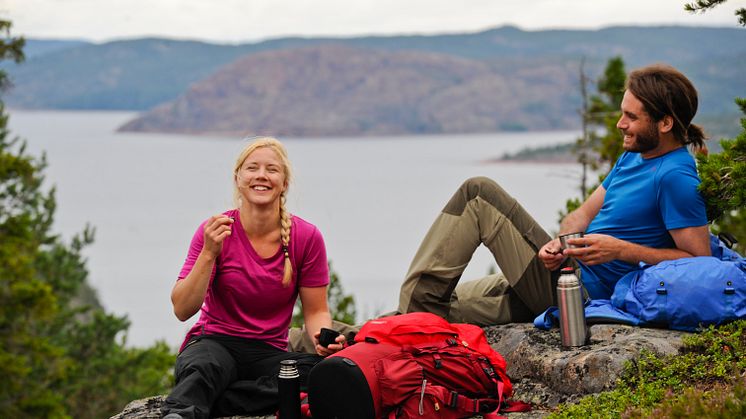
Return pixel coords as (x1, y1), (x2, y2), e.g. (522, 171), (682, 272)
(1, 0), (742, 44)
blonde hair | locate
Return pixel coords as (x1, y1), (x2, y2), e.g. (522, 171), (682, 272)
(233, 137), (294, 287)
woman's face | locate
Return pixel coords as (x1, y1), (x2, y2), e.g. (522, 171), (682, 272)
(236, 147), (288, 207)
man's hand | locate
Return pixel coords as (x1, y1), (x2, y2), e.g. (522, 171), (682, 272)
(562, 234), (623, 265)
(564, 226), (710, 266)
(539, 238), (566, 271)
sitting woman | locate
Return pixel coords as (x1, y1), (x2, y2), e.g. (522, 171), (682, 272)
(162, 137), (345, 419)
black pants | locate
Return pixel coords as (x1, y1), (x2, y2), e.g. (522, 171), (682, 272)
(161, 335), (323, 419)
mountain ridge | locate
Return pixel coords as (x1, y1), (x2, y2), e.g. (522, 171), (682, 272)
(119, 44), (580, 136)
(5, 25), (745, 136)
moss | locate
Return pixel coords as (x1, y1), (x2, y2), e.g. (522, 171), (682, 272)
(548, 320), (746, 418)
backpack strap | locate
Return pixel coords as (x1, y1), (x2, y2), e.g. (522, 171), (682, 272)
(385, 382), (503, 419)
(430, 382), (503, 414)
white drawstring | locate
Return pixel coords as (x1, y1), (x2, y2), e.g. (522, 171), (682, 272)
(418, 379), (427, 415)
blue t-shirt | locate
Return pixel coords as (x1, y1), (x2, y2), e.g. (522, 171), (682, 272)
(580, 147), (707, 298)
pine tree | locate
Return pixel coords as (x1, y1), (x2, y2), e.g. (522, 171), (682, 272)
(685, 0), (746, 26)
(0, 20), (68, 418)
(0, 20), (174, 418)
(697, 98), (746, 249)
(686, 0), (746, 248)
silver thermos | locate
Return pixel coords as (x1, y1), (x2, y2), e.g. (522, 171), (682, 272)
(278, 359), (301, 419)
(557, 267), (587, 347)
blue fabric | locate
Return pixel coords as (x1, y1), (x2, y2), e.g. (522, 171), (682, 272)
(534, 300), (639, 330)
(710, 234), (742, 262)
(610, 256), (746, 331)
(535, 237), (746, 332)
(581, 148), (707, 298)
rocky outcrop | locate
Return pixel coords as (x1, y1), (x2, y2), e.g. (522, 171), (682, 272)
(486, 323), (686, 408)
(112, 324), (687, 418)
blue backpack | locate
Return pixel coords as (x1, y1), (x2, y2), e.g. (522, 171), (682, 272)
(535, 235), (746, 332)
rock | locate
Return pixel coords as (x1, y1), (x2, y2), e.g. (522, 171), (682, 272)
(485, 323), (687, 408)
(110, 396), (165, 419)
(109, 395), (273, 419)
(113, 324), (687, 418)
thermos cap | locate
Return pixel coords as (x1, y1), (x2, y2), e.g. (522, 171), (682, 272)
(279, 359), (300, 379)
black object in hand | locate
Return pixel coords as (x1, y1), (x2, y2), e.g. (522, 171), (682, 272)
(318, 327), (340, 347)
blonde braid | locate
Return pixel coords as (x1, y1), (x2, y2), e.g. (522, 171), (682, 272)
(279, 194), (293, 287)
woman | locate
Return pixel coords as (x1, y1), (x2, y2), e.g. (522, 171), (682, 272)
(162, 137), (345, 419)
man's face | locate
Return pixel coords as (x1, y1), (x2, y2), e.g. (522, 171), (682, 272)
(616, 90), (660, 154)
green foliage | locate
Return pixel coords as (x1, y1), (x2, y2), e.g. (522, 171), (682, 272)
(0, 20), (174, 418)
(61, 320), (174, 419)
(292, 261), (358, 327)
(696, 98), (746, 226)
(0, 20), (24, 92)
(549, 320), (746, 418)
(325, 263), (357, 325)
(646, 378), (746, 418)
(685, 0), (746, 26)
(499, 143), (574, 162)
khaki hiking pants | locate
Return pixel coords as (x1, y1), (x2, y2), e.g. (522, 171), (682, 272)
(287, 177), (555, 355)
(398, 177), (555, 326)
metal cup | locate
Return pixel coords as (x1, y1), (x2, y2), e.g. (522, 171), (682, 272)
(559, 232), (584, 250)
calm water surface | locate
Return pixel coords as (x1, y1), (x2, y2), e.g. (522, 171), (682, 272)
(8, 110), (581, 348)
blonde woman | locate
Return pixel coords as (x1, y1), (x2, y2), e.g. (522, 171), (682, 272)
(162, 137), (345, 419)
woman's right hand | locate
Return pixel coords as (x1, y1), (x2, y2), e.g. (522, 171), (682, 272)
(202, 215), (234, 258)
(172, 214), (234, 321)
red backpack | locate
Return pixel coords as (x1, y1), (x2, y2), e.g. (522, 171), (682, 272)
(307, 312), (528, 419)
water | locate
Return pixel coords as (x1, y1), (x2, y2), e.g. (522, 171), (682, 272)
(7, 110), (581, 349)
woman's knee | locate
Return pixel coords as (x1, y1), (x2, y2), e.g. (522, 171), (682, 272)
(176, 339), (236, 383)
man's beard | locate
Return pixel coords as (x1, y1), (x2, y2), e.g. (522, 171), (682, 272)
(623, 122), (659, 153)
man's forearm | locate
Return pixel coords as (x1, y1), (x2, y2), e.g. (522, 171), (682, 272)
(617, 240), (695, 265)
(559, 185), (606, 237)
(559, 209), (592, 235)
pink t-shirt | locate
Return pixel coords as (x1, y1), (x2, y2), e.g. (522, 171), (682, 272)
(177, 209), (329, 351)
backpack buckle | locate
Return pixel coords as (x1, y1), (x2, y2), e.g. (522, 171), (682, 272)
(449, 391), (459, 408)
(718, 232), (738, 249)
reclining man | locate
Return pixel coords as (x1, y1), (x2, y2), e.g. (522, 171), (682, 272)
(398, 64), (712, 325)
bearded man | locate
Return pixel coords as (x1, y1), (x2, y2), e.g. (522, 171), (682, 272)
(397, 64), (711, 325)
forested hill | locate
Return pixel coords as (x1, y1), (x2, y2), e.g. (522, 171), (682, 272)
(5, 26), (746, 136)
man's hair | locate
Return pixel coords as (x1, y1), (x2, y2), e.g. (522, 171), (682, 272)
(626, 64), (706, 149)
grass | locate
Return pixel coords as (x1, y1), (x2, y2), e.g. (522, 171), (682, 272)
(548, 320), (746, 419)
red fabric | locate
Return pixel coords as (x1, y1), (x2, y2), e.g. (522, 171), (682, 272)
(320, 312), (525, 418)
(355, 312), (512, 397)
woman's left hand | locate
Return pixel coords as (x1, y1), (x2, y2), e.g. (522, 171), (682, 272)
(313, 331), (346, 357)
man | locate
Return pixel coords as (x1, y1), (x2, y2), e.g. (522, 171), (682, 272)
(398, 64), (711, 325)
